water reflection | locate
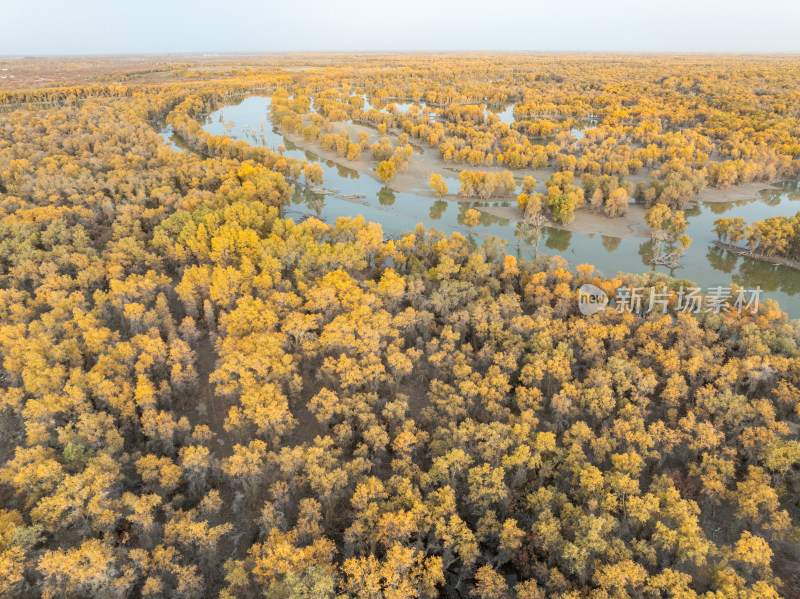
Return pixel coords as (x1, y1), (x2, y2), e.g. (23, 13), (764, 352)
(161, 95), (800, 317)
(545, 229), (573, 252)
(429, 200), (448, 220)
(601, 235), (622, 253)
(378, 188), (395, 206)
(705, 246), (739, 274)
(332, 162), (359, 180)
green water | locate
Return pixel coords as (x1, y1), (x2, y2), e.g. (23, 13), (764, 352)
(160, 96), (800, 318)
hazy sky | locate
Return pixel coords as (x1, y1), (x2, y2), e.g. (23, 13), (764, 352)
(3, 0), (800, 55)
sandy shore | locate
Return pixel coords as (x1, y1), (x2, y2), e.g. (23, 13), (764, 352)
(279, 118), (785, 237)
(696, 181), (778, 203)
(283, 116), (557, 197)
(283, 121), (440, 194)
(479, 203), (652, 239)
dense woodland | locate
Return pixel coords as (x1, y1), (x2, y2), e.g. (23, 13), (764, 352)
(0, 55), (799, 598)
(258, 55), (800, 225)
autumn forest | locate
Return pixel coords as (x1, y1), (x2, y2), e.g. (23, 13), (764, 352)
(0, 54), (799, 598)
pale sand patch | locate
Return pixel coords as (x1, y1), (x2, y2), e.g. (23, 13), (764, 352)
(282, 122), (429, 192)
(282, 117), (559, 196)
(280, 119), (783, 225)
(696, 182), (778, 203)
(479, 203), (652, 240)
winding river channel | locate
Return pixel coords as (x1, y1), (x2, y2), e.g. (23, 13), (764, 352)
(158, 96), (800, 318)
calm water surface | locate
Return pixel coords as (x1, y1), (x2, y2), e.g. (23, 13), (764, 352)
(159, 96), (800, 318)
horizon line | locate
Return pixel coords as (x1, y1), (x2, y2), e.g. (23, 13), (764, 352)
(4, 50), (800, 60)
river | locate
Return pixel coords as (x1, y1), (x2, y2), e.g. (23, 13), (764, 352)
(158, 95), (800, 318)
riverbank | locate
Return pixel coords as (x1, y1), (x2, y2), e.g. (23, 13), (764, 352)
(281, 118), (782, 219)
(697, 182), (779, 203)
(712, 240), (800, 271)
(191, 96), (800, 318)
(283, 114), (566, 197)
(479, 203), (652, 240)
